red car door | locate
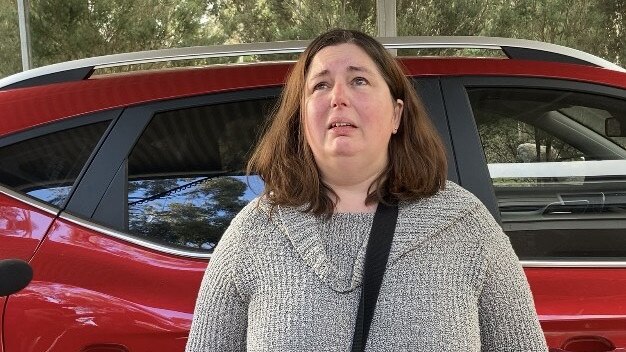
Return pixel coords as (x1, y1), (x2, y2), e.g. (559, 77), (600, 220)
(443, 74), (626, 350)
(3, 216), (207, 352)
(0, 113), (115, 351)
(0, 192), (57, 352)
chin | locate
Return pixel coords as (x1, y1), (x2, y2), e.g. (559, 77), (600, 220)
(328, 146), (359, 157)
(328, 140), (363, 156)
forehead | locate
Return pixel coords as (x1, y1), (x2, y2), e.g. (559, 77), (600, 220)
(306, 43), (379, 77)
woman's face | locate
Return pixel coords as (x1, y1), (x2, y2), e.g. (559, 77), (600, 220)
(303, 43), (403, 177)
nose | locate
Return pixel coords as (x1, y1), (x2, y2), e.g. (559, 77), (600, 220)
(330, 82), (349, 108)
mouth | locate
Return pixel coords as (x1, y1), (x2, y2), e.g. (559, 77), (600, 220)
(328, 122), (355, 129)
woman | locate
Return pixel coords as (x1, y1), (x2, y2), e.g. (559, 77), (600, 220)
(186, 29), (548, 351)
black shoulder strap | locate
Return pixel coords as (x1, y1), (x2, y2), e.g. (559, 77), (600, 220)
(351, 202), (399, 352)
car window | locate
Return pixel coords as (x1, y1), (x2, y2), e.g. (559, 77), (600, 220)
(468, 88), (626, 260)
(127, 98), (274, 252)
(0, 121), (111, 207)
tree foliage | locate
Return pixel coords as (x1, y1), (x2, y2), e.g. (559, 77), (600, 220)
(398, 0), (501, 36)
(28, 0), (221, 67)
(0, 0), (21, 77)
(397, 0), (625, 65)
(490, 0), (624, 65)
(129, 176), (249, 250)
(207, 0), (375, 42)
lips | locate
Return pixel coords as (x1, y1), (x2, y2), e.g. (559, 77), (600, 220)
(328, 121), (356, 129)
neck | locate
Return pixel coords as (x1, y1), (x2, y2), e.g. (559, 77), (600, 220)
(320, 159), (384, 213)
(332, 189), (378, 213)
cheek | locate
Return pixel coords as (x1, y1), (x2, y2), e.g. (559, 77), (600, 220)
(305, 98), (327, 132)
(302, 114), (314, 145)
(358, 99), (394, 128)
(302, 103), (320, 149)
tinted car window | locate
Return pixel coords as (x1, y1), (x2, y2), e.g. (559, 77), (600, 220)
(127, 98), (273, 252)
(469, 88), (626, 260)
(0, 121), (110, 207)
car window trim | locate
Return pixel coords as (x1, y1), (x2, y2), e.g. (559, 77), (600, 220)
(0, 183), (60, 216)
(0, 109), (119, 148)
(66, 87), (282, 255)
(59, 210), (212, 259)
(521, 260), (626, 268)
(0, 109), (121, 210)
(446, 76), (626, 267)
(412, 78), (459, 183)
(440, 77), (500, 219)
(456, 76), (626, 99)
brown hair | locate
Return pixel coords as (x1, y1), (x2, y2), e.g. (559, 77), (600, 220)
(247, 29), (447, 215)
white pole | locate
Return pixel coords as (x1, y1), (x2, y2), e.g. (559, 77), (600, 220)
(376, 0), (397, 37)
(376, 0), (396, 55)
(17, 0), (32, 71)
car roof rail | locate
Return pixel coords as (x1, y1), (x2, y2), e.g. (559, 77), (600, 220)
(1, 36), (623, 90)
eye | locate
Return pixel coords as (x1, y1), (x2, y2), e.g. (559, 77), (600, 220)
(352, 77), (368, 86)
(312, 82), (329, 91)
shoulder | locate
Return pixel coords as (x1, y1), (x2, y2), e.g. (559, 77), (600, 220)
(228, 196), (273, 232)
(212, 197), (274, 259)
(404, 180), (484, 213)
(388, 181), (510, 273)
(418, 182), (512, 259)
(206, 197), (275, 292)
(401, 181), (495, 229)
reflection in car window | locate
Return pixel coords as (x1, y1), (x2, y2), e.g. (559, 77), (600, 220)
(0, 121), (110, 207)
(127, 98), (274, 252)
(469, 88), (626, 260)
(128, 175), (263, 251)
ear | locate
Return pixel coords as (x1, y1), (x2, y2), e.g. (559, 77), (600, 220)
(392, 99), (404, 133)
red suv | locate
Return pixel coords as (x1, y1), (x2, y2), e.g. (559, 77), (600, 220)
(1, 37), (626, 352)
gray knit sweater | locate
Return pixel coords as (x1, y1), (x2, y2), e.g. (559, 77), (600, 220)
(186, 181), (548, 351)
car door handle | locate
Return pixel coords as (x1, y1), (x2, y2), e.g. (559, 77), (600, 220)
(549, 335), (626, 352)
(550, 349), (626, 352)
(81, 344), (129, 352)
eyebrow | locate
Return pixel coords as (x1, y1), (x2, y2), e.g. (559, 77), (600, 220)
(308, 65), (373, 81)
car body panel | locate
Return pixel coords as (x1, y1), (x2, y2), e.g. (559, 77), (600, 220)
(0, 193), (56, 261)
(401, 58), (626, 89)
(528, 267), (626, 347)
(0, 191), (56, 352)
(0, 296), (4, 352)
(3, 217), (206, 352)
(0, 63), (290, 136)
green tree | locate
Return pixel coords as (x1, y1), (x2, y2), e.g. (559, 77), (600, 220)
(0, 0), (21, 78)
(491, 0), (623, 65)
(28, 0), (222, 67)
(597, 0), (626, 65)
(396, 0), (625, 65)
(398, 0), (500, 36)
(209, 0), (376, 43)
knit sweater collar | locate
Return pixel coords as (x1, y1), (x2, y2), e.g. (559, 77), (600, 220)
(274, 182), (467, 293)
(276, 207), (370, 292)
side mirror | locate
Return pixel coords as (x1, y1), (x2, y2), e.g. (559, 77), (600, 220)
(606, 117), (626, 137)
(0, 259), (33, 296)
